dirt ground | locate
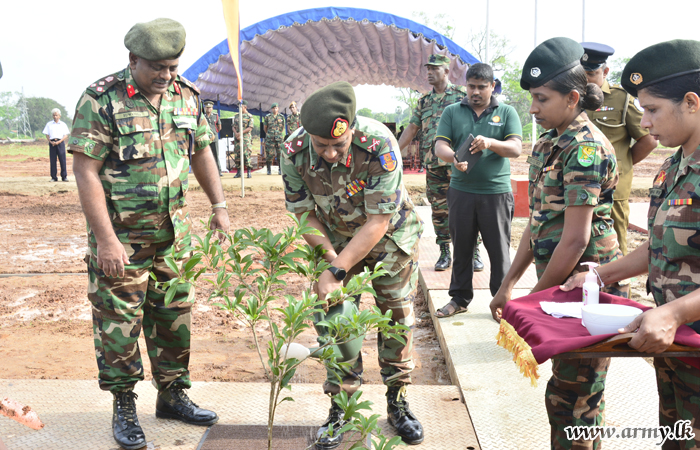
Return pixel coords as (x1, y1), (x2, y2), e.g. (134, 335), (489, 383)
(0, 142), (670, 386)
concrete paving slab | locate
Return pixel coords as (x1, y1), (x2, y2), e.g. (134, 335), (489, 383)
(426, 290), (662, 450)
(0, 381), (477, 450)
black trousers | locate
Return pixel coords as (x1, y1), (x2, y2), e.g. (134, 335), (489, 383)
(210, 140), (221, 173)
(49, 140), (67, 180)
(447, 188), (514, 305)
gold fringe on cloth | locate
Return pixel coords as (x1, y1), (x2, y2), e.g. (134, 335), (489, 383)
(496, 319), (540, 387)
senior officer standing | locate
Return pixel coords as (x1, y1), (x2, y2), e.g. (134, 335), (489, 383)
(68, 18), (227, 450)
(264, 102), (286, 174)
(281, 81), (425, 447)
(581, 43), (657, 256)
(398, 54), (485, 272)
(287, 101), (301, 137)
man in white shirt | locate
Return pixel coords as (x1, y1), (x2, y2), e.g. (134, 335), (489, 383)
(42, 108), (70, 181)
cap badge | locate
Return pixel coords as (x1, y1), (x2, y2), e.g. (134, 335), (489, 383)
(630, 73), (643, 85)
(531, 67), (541, 78)
(582, 53), (589, 61)
(331, 118), (348, 138)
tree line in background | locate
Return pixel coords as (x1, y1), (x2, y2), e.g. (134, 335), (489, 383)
(0, 91), (70, 139)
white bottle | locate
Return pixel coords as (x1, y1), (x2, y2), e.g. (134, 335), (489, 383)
(580, 262), (600, 306)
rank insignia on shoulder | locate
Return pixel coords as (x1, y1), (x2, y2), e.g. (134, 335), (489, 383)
(380, 151), (397, 172)
(577, 144), (596, 167)
(655, 170), (667, 186)
(360, 136), (368, 143)
(285, 141), (295, 154)
(368, 138), (382, 152)
(126, 84), (136, 98)
(668, 198), (692, 206)
(345, 179), (367, 197)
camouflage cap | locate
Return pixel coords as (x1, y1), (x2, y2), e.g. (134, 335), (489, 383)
(124, 18), (186, 61)
(425, 54), (450, 67)
(240, 100), (248, 106)
(621, 39), (700, 97)
(271, 103), (279, 108)
(203, 101), (214, 107)
(301, 81), (356, 139)
(580, 42), (615, 71)
(520, 37), (584, 90)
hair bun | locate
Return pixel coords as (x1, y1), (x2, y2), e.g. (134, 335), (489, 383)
(582, 83), (604, 110)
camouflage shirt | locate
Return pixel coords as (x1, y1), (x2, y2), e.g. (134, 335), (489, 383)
(281, 117), (424, 276)
(233, 112), (254, 145)
(527, 112), (619, 277)
(264, 113), (286, 141)
(647, 145), (700, 333)
(204, 111), (220, 137)
(68, 66), (212, 245)
(287, 112), (301, 136)
(409, 82), (467, 168)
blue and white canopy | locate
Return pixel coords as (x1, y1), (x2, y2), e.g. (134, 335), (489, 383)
(183, 7), (479, 113)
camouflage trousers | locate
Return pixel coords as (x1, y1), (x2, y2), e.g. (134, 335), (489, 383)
(611, 199), (630, 256)
(86, 235), (194, 393)
(264, 139), (283, 164)
(233, 141), (252, 169)
(654, 357), (700, 450)
(426, 165), (452, 245)
(322, 253), (418, 395)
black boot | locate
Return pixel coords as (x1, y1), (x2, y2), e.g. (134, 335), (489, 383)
(233, 169), (241, 178)
(247, 169), (252, 178)
(315, 397), (346, 449)
(112, 390), (146, 450)
(267, 163), (272, 175)
(386, 385), (424, 445)
(155, 386), (219, 426)
(434, 243), (451, 271)
(473, 247), (484, 272)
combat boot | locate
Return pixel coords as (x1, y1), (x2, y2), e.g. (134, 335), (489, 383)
(435, 243), (451, 271)
(387, 385), (424, 445)
(315, 397), (346, 449)
(112, 390), (146, 450)
(473, 247), (484, 272)
(247, 169), (252, 178)
(233, 169), (241, 178)
(267, 163), (272, 175)
(155, 386), (219, 426)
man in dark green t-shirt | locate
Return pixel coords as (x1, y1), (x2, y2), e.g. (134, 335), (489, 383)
(433, 63), (523, 317)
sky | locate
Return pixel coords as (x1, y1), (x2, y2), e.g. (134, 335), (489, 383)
(2, 0), (699, 121)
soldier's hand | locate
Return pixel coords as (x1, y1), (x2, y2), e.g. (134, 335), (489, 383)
(559, 273), (587, 292)
(96, 237), (130, 278)
(210, 209), (230, 242)
(455, 161), (468, 172)
(489, 289), (511, 322)
(470, 135), (492, 154)
(316, 270), (343, 312)
(621, 305), (680, 353)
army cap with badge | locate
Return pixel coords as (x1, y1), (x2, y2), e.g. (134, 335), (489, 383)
(425, 54), (450, 67)
(580, 42), (615, 71)
(301, 81), (356, 139)
(520, 37), (584, 90)
(124, 18), (186, 61)
(622, 39), (700, 98)
(204, 101), (214, 108)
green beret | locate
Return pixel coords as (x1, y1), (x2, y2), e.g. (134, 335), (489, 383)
(622, 40), (700, 97)
(520, 37), (583, 90)
(203, 101), (214, 107)
(271, 103), (278, 108)
(124, 18), (186, 61)
(240, 100), (248, 106)
(425, 54), (450, 67)
(301, 81), (356, 139)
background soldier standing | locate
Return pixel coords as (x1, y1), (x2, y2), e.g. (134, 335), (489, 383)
(203, 100), (222, 175)
(287, 101), (301, 137)
(398, 54), (485, 272)
(263, 102), (285, 174)
(580, 42), (657, 255)
(68, 18), (228, 450)
(233, 99), (253, 178)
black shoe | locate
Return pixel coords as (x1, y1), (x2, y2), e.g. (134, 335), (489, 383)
(155, 386), (219, 426)
(315, 398), (346, 449)
(435, 243), (451, 271)
(387, 386), (424, 445)
(234, 171), (241, 178)
(112, 390), (146, 450)
(473, 248), (484, 272)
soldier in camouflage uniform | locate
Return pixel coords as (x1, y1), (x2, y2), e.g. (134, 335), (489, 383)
(68, 18), (227, 450)
(490, 38), (626, 450)
(263, 102), (285, 174)
(203, 100), (222, 174)
(287, 101), (301, 137)
(563, 39), (700, 450)
(398, 54), (485, 272)
(281, 81), (425, 447)
(233, 100), (253, 178)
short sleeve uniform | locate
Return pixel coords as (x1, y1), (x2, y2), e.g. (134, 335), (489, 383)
(527, 112), (619, 278)
(281, 117), (423, 276)
(68, 67), (211, 245)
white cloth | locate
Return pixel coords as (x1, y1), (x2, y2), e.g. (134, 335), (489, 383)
(539, 301), (582, 319)
(42, 120), (70, 139)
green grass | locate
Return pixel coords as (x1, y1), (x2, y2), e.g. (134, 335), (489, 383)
(0, 143), (49, 160)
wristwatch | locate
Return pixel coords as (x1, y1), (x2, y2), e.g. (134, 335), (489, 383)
(327, 266), (347, 281)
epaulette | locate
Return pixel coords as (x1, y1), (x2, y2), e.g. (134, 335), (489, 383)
(177, 76), (200, 94)
(282, 128), (309, 158)
(352, 129), (386, 154)
(86, 71), (122, 97)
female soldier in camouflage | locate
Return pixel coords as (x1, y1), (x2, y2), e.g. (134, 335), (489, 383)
(489, 37), (625, 450)
(562, 39), (700, 449)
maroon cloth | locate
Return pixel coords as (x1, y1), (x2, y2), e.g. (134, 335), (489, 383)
(502, 286), (700, 369)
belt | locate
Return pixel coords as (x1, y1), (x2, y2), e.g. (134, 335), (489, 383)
(50, 139), (61, 142)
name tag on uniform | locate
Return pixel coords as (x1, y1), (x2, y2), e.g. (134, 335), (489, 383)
(668, 199), (692, 206)
(527, 156), (543, 168)
(649, 188), (663, 197)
